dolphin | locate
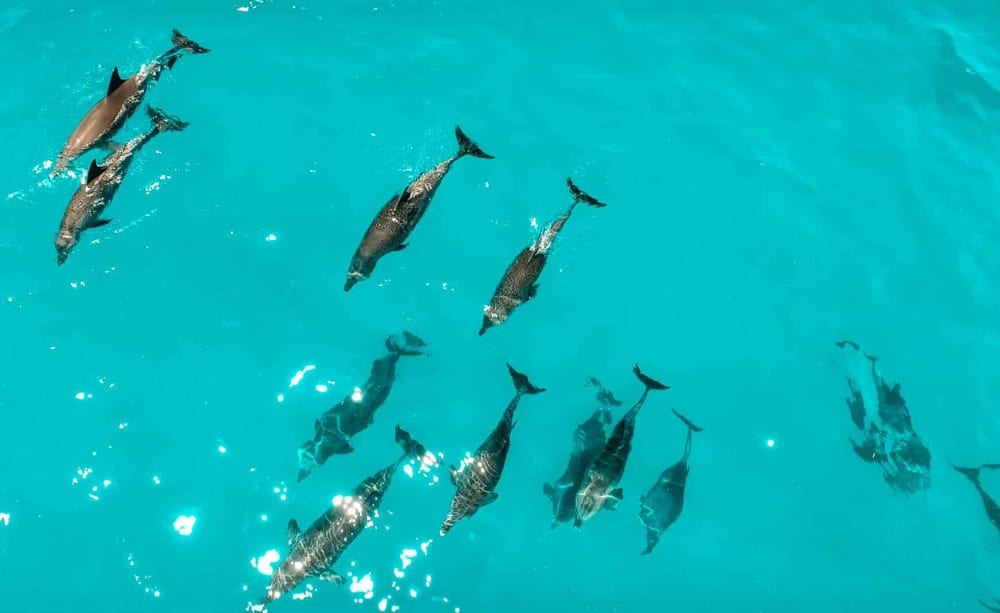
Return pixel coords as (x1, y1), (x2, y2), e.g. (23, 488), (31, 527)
(55, 106), (188, 265)
(51, 29), (208, 177)
(954, 464), (1000, 536)
(297, 331), (427, 482)
(638, 409), (703, 555)
(980, 597), (1000, 611)
(574, 364), (669, 528)
(257, 425), (434, 608)
(479, 178), (606, 335)
(440, 364), (545, 536)
(344, 126), (492, 291)
(836, 340), (931, 494)
(543, 377), (621, 528)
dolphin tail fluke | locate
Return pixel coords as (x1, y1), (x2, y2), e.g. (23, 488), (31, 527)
(455, 126), (494, 159)
(147, 106), (189, 133)
(395, 424), (432, 463)
(954, 465), (982, 484)
(587, 376), (624, 408)
(671, 408), (703, 433)
(507, 363), (546, 396)
(567, 178), (608, 208)
(633, 364), (669, 391)
(385, 331), (428, 356)
(171, 29), (211, 54)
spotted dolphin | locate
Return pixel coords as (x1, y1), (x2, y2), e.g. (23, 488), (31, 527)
(638, 409), (703, 555)
(574, 364), (668, 528)
(55, 106), (188, 265)
(344, 127), (492, 291)
(954, 464), (1000, 537)
(479, 178), (606, 335)
(297, 331), (428, 482)
(258, 425), (433, 608)
(440, 364), (545, 536)
(543, 377), (621, 528)
(51, 30), (208, 177)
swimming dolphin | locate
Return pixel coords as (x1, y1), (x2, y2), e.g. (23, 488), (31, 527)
(55, 105), (188, 265)
(440, 364), (545, 536)
(51, 29), (208, 177)
(979, 597), (1000, 611)
(954, 464), (1000, 536)
(574, 364), (669, 528)
(638, 408), (703, 555)
(836, 340), (931, 494)
(297, 331), (427, 482)
(543, 377), (621, 528)
(479, 178), (606, 335)
(258, 425), (433, 608)
(344, 126), (492, 291)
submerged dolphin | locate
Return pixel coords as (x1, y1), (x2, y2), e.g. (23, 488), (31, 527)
(574, 364), (669, 528)
(344, 126), (493, 291)
(543, 377), (621, 528)
(258, 425), (434, 608)
(479, 178), (606, 336)
(297, 331), (427, 482)
(55, 106), (188, 265)
(836, 340), (931, 494)
(440, 364), (545, 536)
(52, 29), (208, 177)
(954, 464), (1000, 536)
(638, 409), (703, 555)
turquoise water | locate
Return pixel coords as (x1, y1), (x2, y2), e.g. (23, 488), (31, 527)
(2, 0), (1000, 611)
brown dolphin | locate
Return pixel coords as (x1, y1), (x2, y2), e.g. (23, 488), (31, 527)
(55, 106), (188, 265)
(344, 126), (493, 291)
(51, 29), (208, 178)
(479, 178), (606, 335)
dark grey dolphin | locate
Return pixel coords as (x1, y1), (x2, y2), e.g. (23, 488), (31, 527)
(479, 178), (606, 335)
(638, 408), (703, 555)
(297, 331), (427, 482)
(836, 340), (931, 494)
(543, 377), (621, 528)
(954, 464), (1000, 536)
(51, 30), (208, 177)
(344, 127), (492, 291)
(979, 597), (1000, 611)
(440, 364), (545, 536)
(574, 364), (669, 528)
(258, 425), (432, 608)
(54, 106), (188, 265)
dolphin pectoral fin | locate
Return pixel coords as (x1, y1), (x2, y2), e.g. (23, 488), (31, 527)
(392, 243), (409, 252)
(319, 570), (346, 585)
(521, 283), (539, 302)
(86, 160), (106, 184)
(286, 519), (302, 550)
(543, 482), (556, 499)
(482, 492), (499, 506)
(107, 67), (126, 96)
(603, 488), (624, 510)
(450, 465), (460, 486)
(86, 218), (112, 229)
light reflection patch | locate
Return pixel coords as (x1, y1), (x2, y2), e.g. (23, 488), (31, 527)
(251, 549), (280, 575)
(173, 515), (196, 536)
(0, 513), (9, 526)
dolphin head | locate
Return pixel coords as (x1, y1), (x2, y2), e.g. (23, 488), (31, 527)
(479, 304), (506, 335)
(344, 257), (374, 291)
(55, 232), (76, 266)
(642, 529), (662, 555)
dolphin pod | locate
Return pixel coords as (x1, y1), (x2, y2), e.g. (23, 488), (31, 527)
(42, 29), (997, 613)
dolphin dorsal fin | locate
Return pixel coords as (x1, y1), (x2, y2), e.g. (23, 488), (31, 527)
(107, 67), (126, 96)
(86, 160), (106, 183)
(287, 519), (302, 550)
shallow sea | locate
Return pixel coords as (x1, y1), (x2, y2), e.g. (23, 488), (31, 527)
(1, 1), (1000, 611)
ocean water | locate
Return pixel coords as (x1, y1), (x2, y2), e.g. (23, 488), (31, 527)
(2, 0), (1000, 611)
